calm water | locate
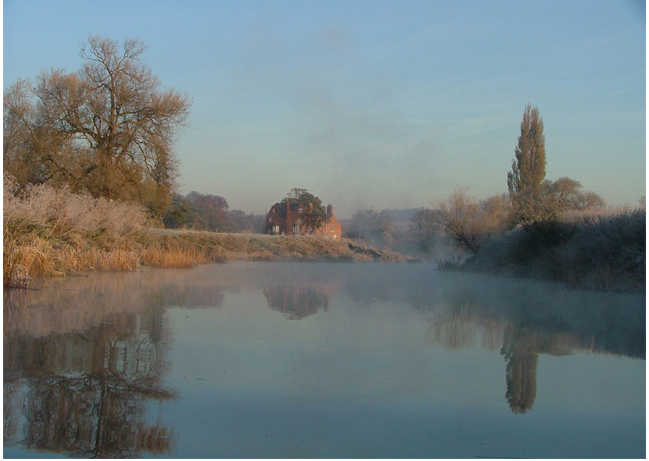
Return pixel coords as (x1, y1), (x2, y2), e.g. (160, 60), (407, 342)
(3, 262), (645, 458)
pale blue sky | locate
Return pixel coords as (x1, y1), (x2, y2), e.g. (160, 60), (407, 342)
(3, 0), (646, 218)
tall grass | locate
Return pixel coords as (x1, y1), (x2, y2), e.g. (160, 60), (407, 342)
(4, 175), (149, 287)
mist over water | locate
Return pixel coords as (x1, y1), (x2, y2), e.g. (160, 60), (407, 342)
(4, 262), (645, 458)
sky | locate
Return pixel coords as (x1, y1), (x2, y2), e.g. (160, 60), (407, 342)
(3, 0), (646, 218)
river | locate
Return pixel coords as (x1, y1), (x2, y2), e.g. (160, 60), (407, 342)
(3, 261), (645, 458)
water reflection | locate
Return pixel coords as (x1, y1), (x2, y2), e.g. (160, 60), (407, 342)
(264, 281), (338, 319)
(3, 280), (177, 458)
(345, 267), (644, 414)
(3, 262), (645, 458)
(501, 326), (539, 414)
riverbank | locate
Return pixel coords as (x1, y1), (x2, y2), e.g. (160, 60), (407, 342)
(442, 207), (646, 293)
(4, 227), (415, 289)
(3, 179), (418, 288)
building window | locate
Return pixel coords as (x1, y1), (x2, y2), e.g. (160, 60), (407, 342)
(269, 217), (272, 222)
(308, 226), (313, 232)
(298, 208), (303, 213)
(272, 208), (275, 213)
(292, 223), (299, 234)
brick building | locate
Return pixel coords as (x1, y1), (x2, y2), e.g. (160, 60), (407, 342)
(265, 201), (342, 239)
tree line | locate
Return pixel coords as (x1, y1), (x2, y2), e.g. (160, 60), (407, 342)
(1, 36), (620, 249)
(163, 191), (265, 233)
(424, 104), (608, 255)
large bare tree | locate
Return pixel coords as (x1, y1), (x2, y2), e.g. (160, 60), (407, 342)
(3, 35), (191, 216)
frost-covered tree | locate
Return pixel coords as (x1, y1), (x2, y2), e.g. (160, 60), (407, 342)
(507, 104), (546, 195)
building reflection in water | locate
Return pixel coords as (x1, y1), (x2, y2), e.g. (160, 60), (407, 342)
(264, 281), (339, 320)
(3, 281), (178, 458)
(261, 269), (644, 415)
(3, 261), (644, 456)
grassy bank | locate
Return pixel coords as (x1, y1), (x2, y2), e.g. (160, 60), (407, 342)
(458, 206), (646, 292)
(3, 178), (411, 288)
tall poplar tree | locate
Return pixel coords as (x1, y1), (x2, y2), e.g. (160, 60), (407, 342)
(507, 104), (546, 195)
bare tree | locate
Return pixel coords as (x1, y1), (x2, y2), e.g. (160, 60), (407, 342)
(3, 35), (191, 217)
(434, 187), (510, 254)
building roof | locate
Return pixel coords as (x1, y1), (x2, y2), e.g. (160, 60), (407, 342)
(271, 201), (303, 217)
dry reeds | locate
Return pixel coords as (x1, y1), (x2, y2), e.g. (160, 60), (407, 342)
(3, 175), (148, 286)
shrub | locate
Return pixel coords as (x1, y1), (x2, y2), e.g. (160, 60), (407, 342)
(466, 205), (645, 291)
(434, 187), (510, 254)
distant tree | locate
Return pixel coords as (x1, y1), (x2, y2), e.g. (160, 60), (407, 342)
(507, 104), (546, 195)
(184, 191), (229, 231)
(3, 35), (191, 217)
(281, 188), (330, 230)
(410, 208), (439, 253)
(162, 191), (264, 233)
(547, 177), (605, 211)
(224, 210), (265, 233)
(513, 177), (606, 227)
(345, 208), (381, 241)
(162, 194), (191, 229)
(377, 214), (396, 248)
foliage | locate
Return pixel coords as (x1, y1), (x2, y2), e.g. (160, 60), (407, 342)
(3, 35), (191, 217)
(345, 208), (379, 241)
(163, 192), (264, 233)
(3, 174), (149, 287)
(507, 104), (549, 226)
(344, 207), (400, 249)
(163, 191), (264, 233)
(162, 194), (192, 229)
(466, 204), (645, 291)
(512, 177), (606, 229)
(281, 188), (330, 230)
(433, 187), (511, 254)
(185, 191), (229, 230)
(507, 104), (546, 195)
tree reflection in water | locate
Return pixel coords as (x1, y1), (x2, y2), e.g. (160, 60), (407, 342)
(420, 285), (644, 414)
(3, 286), (178, 458)
(3, 261), (644, 455)
(500, 326), (539, 414)
(347, 269), (644, 415)
(260, 267), (643, 415)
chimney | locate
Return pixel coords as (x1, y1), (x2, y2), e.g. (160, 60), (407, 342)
(327, 204), (333, 216)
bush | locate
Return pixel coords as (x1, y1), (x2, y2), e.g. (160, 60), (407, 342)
(555, 207), (645, 290)
(434, 187), (510, 254)
(466, 205), (645, 291)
